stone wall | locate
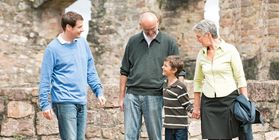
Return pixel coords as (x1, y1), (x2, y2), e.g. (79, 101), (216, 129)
(88, 0), (204, 83)
(0, 81), (278, 139)
(0, 0), (279, 139)
(219, 0), (279, 80)
(0, 0), (74, 87)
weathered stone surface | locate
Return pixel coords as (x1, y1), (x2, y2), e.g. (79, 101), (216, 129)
(87, 109), (119, 127)
(101, 127), (122, 139)
(36, 112), (59, 135)
(0, 137), (37, 140)
(248, 80), (278, 102)
(1, 117), (35, 136)
(272, 118), (279, 129)
(7, 101), (34, 118)
(253, 123), (270, 133)
(253, 133), (265, 140)
(265, 131), (279, 140)
(86, 125), (102, 138)
(87, 84), (119, 109)
(188, 119), (202, 137)
(220, 0), (279, 80)
(0, 0), (279, 139)
(0, 97), (5, 113)
(41, 135), (60, 140)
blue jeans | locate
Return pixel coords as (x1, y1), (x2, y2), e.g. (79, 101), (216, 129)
(52, 103), (87, 140)
(124, 93), (163, 140)
(165, 128), (188, 140)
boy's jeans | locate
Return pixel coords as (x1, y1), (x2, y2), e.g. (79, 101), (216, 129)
(124, 93), (163, 140)
(52, 103), (87, 140)
(165, 128), (188, 140)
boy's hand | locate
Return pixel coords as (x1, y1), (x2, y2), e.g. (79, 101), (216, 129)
(192, 107), (200, 119)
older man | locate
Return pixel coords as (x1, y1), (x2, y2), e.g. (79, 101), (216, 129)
(119, 11), (179, 140)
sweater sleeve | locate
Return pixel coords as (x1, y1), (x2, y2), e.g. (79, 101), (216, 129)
(39, 48), (54, 111)
(86, 42), (103, 97)
(177, 86), (193, 113)
(120, 39), (131, 76)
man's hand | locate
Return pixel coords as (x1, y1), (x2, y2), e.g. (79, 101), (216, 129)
(42, 109), (54, 120)
(97, 96), (106, 106)
(119, 96), (124, 112)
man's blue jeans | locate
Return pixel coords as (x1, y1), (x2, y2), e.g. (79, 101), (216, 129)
(52, 103), (87, 140)
(124, 93), (163, 140)
(165, 128), (188, 140)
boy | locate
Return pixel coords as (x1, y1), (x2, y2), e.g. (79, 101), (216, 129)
(162, 55), (193, 140)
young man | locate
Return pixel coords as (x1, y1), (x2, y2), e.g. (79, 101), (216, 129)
(119, 11), (179, 140)
(39, 11), (106, 140)
(162, 55), (193, 140)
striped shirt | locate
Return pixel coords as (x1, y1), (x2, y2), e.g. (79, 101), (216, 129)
(163, 80), (193, 129)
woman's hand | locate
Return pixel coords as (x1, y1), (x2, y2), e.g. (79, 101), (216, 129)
(192, 92), (201, 119)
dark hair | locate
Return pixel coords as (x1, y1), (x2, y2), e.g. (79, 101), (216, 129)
(61, 11), (83, 31)
(164, 55), (184, 77)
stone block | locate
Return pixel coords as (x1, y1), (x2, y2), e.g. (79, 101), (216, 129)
(253, 133), (265, 140)
(101, 127), (122, 139)
(6, 88), (34, 101)
(269, 0), (279, 3)
(87, 84), (119, 109)
(7, 101), (34, 118)
(268, 27), (279, 36)
(265, 131), (279, 140)
(248, 81), (278, 102)
(268, 4), (279, 12)
(36, 112), (59, 135)
(272, 118), (279, 129)
(188, 119), (201, 137)
(86, 125), (102, 138)
(87, 109), (119, 127)
(1, 117), (35, 136)
(0, 137), (37, 140)
(41, 135), (60, 140)
(0, 97), (5, 113)
(255, 102), (277, 122)
(253, 123), (270, 133)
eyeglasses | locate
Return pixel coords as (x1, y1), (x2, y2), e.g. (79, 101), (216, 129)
(143, 26), (158, 34)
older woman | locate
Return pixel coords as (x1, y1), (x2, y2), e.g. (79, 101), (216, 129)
(191, 19), (249, 140)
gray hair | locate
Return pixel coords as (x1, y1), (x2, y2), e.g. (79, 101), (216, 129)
(192, 19), (218, 39)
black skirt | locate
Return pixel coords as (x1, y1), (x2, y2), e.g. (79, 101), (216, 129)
(201, 90), (240, 139)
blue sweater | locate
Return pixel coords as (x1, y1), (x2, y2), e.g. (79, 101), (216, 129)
(39, 37), (103, 111)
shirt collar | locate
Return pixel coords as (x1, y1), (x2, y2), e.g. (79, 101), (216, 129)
(201, 39), (226, 54)
(57, 33), (78, 44)
(164, 79), (179, 88)
(140, 30), (161, 44)
(143, 30), (159, 41)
